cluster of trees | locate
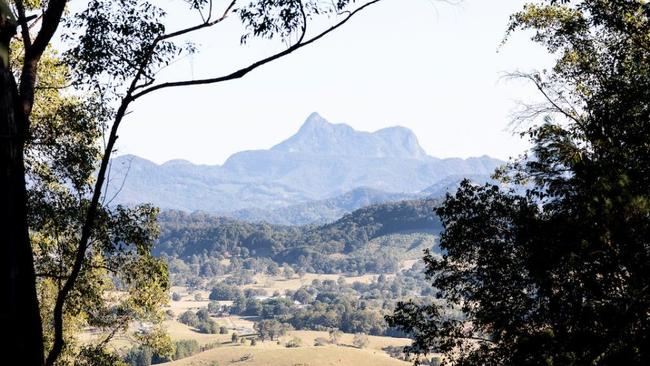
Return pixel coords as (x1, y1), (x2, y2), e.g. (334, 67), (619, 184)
(0, 0), (388, 363)
(254, 319), (292, 341)
(388, 1), (650, 365)
(158, 201), (439, 287)
(220, 271), (433, 337)
(177, 309), (218, 334)
(124, 339), (216, 366)
(156, 199), (440, 265)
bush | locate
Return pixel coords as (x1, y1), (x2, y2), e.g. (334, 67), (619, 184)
(124, 346), (153, 366)
(196, 308), (210, 322)
(171, 292), (182, 301)
(194, 293), (203, 301)
(177, 310), (199, 327)
(207, 301), (221, 314)
(174, 339), (200, 360)
(250, 338), (257, 346)
(231, 332), (239, 343)
(209, 282), (243, 301)
(219, 326), (228, 334)
(328, 329), (342, 345)
(197, 318), (219, 334)
(353, 333), (369, 349)
(314, 337), (329, 346)
(285, 336), (302, 348)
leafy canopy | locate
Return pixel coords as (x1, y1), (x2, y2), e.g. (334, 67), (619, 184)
(388, 1), (650, 365)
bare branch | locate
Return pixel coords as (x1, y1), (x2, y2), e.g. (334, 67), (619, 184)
(506, 71), (586, 130)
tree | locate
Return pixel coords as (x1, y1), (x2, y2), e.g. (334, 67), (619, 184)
(328, 328), (343, 345)
(353, 333), (369, 348)
(388, 1), (650, 365)
(1, 0), (389, 363)
(210, 282), (242, 301)
(177, 311), (200, 328)
(254, 319), (291, 341)
(198, 318), (219, 334)
(8, 43), (172, 365)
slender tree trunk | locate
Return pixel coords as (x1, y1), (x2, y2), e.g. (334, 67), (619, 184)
(0, 19), (45, 366)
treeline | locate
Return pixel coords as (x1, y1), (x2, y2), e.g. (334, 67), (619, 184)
(155, 198), (441, 270)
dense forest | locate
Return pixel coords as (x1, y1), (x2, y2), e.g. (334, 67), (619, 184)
(156, 199), (441, 276)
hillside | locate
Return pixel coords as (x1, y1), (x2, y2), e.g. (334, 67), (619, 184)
(156, 198), (442, 274)
(106, 113), (502, 213)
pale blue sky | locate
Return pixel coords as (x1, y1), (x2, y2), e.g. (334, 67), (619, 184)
(116, 0), (551, 165)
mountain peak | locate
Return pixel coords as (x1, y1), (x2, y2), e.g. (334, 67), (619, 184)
(272, 113), (427, 159)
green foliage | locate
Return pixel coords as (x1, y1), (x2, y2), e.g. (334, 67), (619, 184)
(14, 44), (170, 365)
(197, 318), (219, 334)
(254, 319), (291, 341)
(209, 282), (243, 301)
(177, 311), (199, 328)
(124, 346), (153, 366)
(388, 1), (650, 365)
(173, 339), (200, 360)
(157, 199), (440, 276)
(207, 301), (222, 314)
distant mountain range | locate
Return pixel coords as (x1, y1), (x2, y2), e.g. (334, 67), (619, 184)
(106, 112), (502, 222)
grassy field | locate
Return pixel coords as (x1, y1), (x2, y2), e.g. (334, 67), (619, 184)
(161, 329), (412, 366)
(82, 271), (417, 365)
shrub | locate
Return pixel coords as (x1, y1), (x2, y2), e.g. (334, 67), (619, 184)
(174, 339), (200, 360)
(177, 310), (199, 327)
(207, 301), (221, 314)
(196, 308), (210, 322)
(314, 337), (329, 346)
(328, 329), (342, 345)
(285, 336), (302, 348)
(171, 292), (182, 301)
(219, 326), (228, 334)
(209, 282), (243, 301)
(197, 318), (219, 334)
(353, 333), (369, 349)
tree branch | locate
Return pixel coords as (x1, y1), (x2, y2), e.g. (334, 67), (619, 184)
(127, 0), (236, 96)
(13, 0), (31, 49)
(45, 96), (131, 366)
(132, 0), (383, 100)
(19, 0), (67, 118)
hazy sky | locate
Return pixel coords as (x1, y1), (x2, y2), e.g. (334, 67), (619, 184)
(116, 0), (552, 165)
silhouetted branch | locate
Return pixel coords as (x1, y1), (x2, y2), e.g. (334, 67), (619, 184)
(132, 0), (383, 100)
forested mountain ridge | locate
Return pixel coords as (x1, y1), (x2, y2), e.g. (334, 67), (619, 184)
(106, 113), (502, 213)
(155, 198), (442, 273)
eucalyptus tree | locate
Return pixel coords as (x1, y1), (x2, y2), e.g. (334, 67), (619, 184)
(0, 0), (388, 365)
(388, 1), (650, 365)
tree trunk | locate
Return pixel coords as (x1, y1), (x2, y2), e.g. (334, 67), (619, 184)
(0, 20), (45, 366)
